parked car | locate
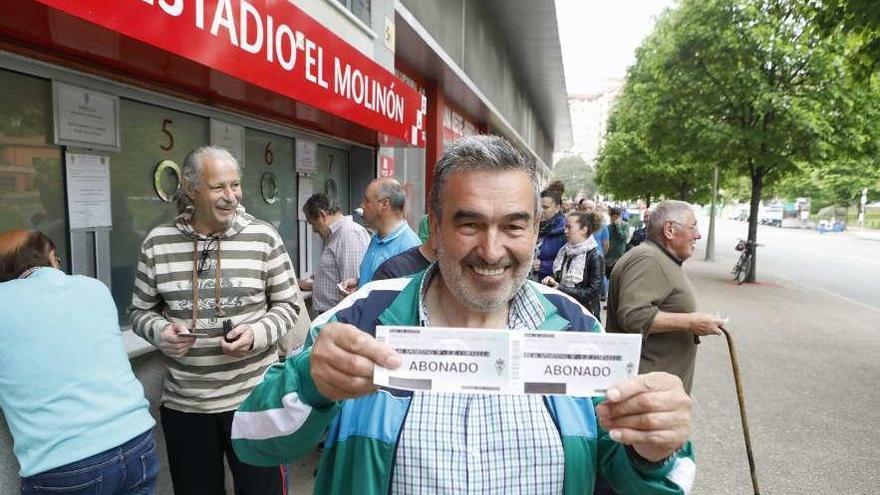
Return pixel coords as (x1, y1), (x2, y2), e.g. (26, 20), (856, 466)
(760, 205), (783, 227)
(816, 219), (846, 233)
(727, 204), (749, 221)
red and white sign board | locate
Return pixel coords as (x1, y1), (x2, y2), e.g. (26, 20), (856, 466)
(36, 0), (426, 146)
(379, 155), (395, 177)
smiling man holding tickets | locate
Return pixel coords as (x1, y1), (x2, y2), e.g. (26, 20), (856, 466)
(231, 136), (695, 495)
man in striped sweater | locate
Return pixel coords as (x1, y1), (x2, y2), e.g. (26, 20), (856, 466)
(129, 146), (299, 495)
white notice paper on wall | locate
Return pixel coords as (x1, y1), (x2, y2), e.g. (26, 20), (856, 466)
(53, 82), (120, 150)
(66, 152), (112, 229)
(296, 139), (316, 173)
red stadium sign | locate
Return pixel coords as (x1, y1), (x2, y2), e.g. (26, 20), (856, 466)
(35, 0), (427, 146)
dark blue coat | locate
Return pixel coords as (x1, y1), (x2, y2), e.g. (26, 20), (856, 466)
(536, 212), (566, 279)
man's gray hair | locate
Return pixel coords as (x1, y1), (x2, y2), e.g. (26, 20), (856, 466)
(647, 200), (695, 240)
(373, 177), (406, 212)
(429, 135), (538, 220)
(177, 146), (241, 213)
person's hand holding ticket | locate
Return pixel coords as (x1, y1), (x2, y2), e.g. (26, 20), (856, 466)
(595, 372), (692, 462)
(310, 322), (402, 401)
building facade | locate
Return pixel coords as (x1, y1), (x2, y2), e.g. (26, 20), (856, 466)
(560, 79), (624, 166)
(0, 1), (571, 491)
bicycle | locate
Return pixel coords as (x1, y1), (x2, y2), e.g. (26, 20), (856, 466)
(732, 239), (760, 285)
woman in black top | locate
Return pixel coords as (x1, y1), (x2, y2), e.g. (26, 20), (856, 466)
(541, 211), (605, 322)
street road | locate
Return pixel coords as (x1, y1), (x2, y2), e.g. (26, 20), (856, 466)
(689, 217), (880, 494)
(702, 216), (880, 310)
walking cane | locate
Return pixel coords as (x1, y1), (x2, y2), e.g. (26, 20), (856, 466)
(719, 325), (761, 495)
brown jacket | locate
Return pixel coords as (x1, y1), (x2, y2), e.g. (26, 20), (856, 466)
(606, 240), (698, 392)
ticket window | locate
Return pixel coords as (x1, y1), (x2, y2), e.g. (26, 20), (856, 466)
(241, 129), (298, 271)
(309, 145), (350, 271)
(0, 69), (68, 271)
(107, 100), (209, 323)
(349, 145), (375, 216)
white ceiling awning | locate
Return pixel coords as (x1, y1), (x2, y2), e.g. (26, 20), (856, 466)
(395, 0), (572, 174)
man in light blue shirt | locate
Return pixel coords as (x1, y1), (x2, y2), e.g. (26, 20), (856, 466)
(349, 177), (420, 288)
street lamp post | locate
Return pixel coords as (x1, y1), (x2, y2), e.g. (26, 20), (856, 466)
(705, 165), (719, 261)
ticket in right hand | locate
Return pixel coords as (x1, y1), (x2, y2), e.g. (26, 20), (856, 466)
(518, 331), (642, 396)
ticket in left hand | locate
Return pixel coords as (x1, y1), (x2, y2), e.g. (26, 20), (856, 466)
(373, 326), (515, 394)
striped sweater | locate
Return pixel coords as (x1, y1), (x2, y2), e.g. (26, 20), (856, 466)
(129, 206), (300, 413)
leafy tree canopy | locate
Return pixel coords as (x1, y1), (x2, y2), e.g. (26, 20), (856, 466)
(803, 0), (880, 80)
(551, 155), (597, 199)
(594, 0), (880, 280)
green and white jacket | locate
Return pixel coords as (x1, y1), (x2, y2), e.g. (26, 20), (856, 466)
(232, 271), (695, 494)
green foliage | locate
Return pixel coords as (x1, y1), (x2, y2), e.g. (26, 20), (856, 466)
(719, 175), (753, 203)
(663, 0), (842, 185)
(594, 0), (880, 280)
(774, 25), (880, 208)
(777, 158), (880, 210)
(551, 155), (597, 198)
(598, 0), (879, 218)
(803, 0), (880, 81)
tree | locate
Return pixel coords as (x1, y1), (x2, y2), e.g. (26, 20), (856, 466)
(596, 8), (717, 204)
(551, 155), (597, 199)
(792, 1), (880, 214)
(774, 39), (880, 211)
(601, 0), (861, 282)
(804, 0), (880, 81)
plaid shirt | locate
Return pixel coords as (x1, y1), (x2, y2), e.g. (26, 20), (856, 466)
(391, 265), (565, 494)
(311, 215), (370, 313)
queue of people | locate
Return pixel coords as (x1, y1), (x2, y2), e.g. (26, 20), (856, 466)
(0, 136), (705, 495)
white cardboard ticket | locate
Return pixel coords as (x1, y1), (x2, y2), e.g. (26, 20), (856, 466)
(374, 326), (641, 397)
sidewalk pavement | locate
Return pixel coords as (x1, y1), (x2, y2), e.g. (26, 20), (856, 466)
(685, 256), (880, 494)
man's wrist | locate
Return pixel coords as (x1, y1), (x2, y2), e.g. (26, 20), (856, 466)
(152, 319), (173, 344)
(293, 349), (335, 408)
(625, 445), (673, 471)
(249, 322), (268, 350)
(685, 313), (695, 333)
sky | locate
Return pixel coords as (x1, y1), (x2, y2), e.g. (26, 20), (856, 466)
(556, 0), (676, 95)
